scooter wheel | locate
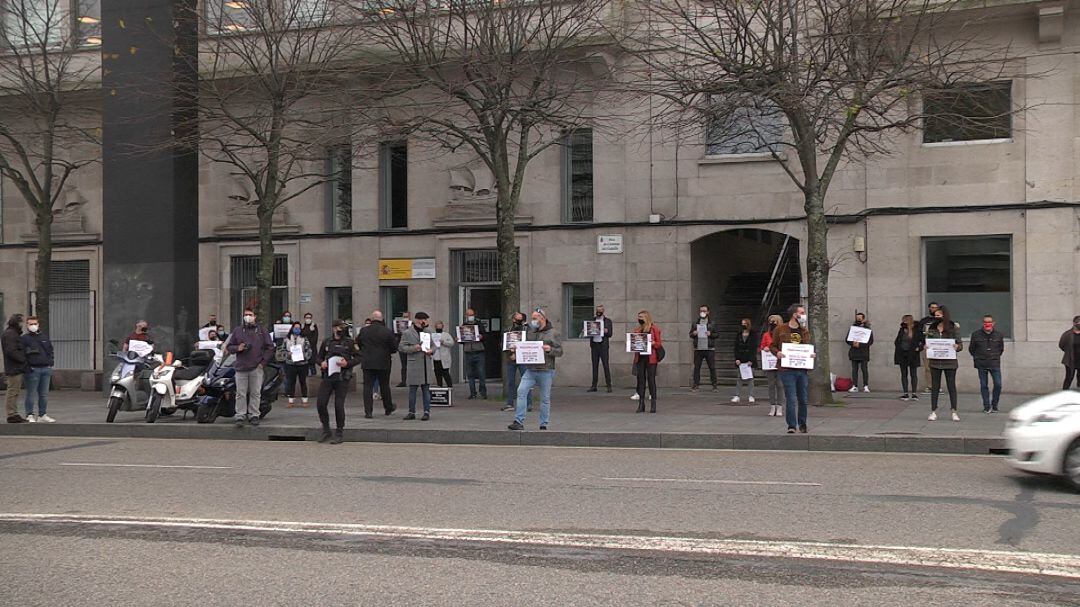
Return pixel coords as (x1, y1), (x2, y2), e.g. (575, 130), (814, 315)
(106, 396), (123, 423)
(196, 401), (219, 424)
(146, 393), (162, 424)
(160, 407), (177, 416)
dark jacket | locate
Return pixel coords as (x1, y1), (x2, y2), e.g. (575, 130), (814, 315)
(1058, 330), (1080, 368)
(893, 326), (923, 367)
(846, 322), (874, 361)
(2, 326), (27, 375)
(21, 332), (54, 368)
(689, 318), (718, 350)
(733, 330), (757, 366)
(224, 324), (275, 372)
(301, 323), (319, 355)
(968, 329), (1005, 370)
(924, 321), (963, 370)
(357, 321), (397, 371)
(519, 321), (564, 371)
(589, 316), (614, 348)
(318, 334), (360, 381)
(919, 315), (937, 339)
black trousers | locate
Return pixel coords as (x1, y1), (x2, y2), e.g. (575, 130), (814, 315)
(930, 368), (958, 411)
(590, 342), (611, 388)
(317, 376), (348, 430)
(636, 358), (658, 401)
(1064, 366), (1080, 391)
(363, 369), (394, 416)
(692, 350), (716, 387)
(284, 364), (308, 398)
(397, 352), (408, 384)
(851, 360), (869, 388)
(434, 361), (453, 387)
(899, 365), (919, 394)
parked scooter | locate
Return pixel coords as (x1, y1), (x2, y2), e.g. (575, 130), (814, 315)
(195, 355), (283, 424)
(145, 349), (215, 423)
(105, 342), (164, 423)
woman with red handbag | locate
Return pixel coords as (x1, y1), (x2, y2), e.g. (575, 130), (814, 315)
(633, 310), (663, 413)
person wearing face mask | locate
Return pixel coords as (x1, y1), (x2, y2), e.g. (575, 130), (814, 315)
(460, 308), (487, 400)
(224, 308), (275, 427)
(689, 305), (718, 393)
(502, 312), (532, 413)
(431, 321), (455, 388)
(122, 320), (153, 352)
(2, 314), (28, 423)
(631, 310), (663, 413)
(968, 315), (1005, 413)
(301, 313), (319, 375)
(845, 312), (874, 393)
(315, 319), (361, 443)
(357, 310), (398, 417)
(918, 302), (940, 394)
(1059, 316), (1080, 391)
(507, 309), (563, 430)
(399, 312), (437, 420)
(731, 317), (757, 404)
(283, 322), (313, 408)
(587, 305), (613, 393)
(395, 311), (412, 387)
(759, 315), (785, 417)
(893, 314), (923, 401)
(20, 316), (55, 423)
(925, 305), (963, 422)
(770, 303), (812, 434)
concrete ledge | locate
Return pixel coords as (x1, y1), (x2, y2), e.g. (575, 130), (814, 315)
(0, 423), (1004, 455)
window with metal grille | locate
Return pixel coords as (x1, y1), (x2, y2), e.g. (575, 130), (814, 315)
(49, 260), (91, 293)
(562, 129), (593, 223)
(230, 255), (288, 325)
(455, 250), (500, 284)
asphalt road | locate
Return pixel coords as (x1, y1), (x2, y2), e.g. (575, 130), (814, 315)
(0, 437), (1077, 606)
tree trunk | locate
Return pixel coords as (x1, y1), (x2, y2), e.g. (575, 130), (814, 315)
(34, 210), (53, 330)
(255, 199), (276, 326)
(804, 188), (833, 405)
(496, 189), (520, 331)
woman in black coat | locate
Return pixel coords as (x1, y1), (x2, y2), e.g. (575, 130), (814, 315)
(893, 314), (923, 401)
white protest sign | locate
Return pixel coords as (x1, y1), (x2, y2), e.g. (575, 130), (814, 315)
(288, 343), (305, 362)
(846, 325), (872, 344)
(780, 343), (815, 370)
(925, 338), (958, 360)
(514, 341), (545, 365)
(739, 363), (754, 380)
(626, 332), (653, 355)
(420, 332), (433, 353)
(273, 324), (292, 339)
(761, 349), (778, 371)
(127, 340), (153, 357)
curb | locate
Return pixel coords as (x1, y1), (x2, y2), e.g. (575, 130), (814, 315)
(0, 423), (1006, 455)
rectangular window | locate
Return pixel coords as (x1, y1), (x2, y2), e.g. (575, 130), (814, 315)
(207, 0), (256, 34)
(562, 129), (593, 223)
(230, 254), (288, 325)
(325, 287), (353, 330)
(924, 236), (1012, 338)
(563, 283), (594, 339)
(379, 286), (408, 321)
(379, 140), (408, 229)
(75, 0), (100, 46)
(706, 101), (785, 156)
(923, 81), (1012, 144)
(1, 0), (59, 48)
(327, 145), (352, 232)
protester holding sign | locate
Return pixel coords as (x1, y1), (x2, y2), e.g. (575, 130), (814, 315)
(633, 311), (663, 414)
(431, 321), (455, 389)
(732, 318), (757, 404)
(587, 304), (614, 393)
(122, 320), (153, 352)
(316, 319), (360, 443)
(507, 309), (562, 431)
(924, 306), (964, 422)
(282, 322), (312, 408)
(845, 312), (874, 393)
(688, 304), (718, 393)
(459, 308), (487, 400)
(893, 315), (923, 401)
(501, 312), (531, 413)
(770, 303), (812, 434)
(399, 312), (436, 421)
(759, 315), (785, 417)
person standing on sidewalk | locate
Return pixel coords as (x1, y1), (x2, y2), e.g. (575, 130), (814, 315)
(507, 309), (563, 430)
(315, 319), (360, 444)
(21, 317), (55, 423)
(224, 309), (274, 427)
(633, 310), (663, 413)
(771, 304), (812, 434)
(461, 308), (487, 400)
(501, 311), (531, 413)
(926, 306), (963, 422)
(732, 318), (756, 404)
(689, 305), (717, 393)
(759, 314), (785, 417)
(301, 312), (319, 377)
(588, 304), (613, 393)
(357, 310), (397, 417)
(969, 315), (1005, 413)
(893, 314), (923, 401)
(283, 322), (313, 408)
(919, 302), (940, 394)
(846, 312), (874, 393)
(1059, 316), (1080, 390)
(400, 312), (436, 421)
(395, 311), (411, 387)
(3, 314), (27, 423)
(432, 320), (455, 388)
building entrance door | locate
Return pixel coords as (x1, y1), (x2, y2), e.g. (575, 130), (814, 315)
(458, 286), (503, 381)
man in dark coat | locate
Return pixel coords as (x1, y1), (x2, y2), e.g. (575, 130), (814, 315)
(2, 314), (27, 423)
(357, 310), (398, 417)
(969, 314), (1005, 413)
(587, 304), (614, 393)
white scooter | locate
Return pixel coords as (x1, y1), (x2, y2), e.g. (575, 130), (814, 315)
(146, 350), (215, 423)
(106, 345), (164, 423)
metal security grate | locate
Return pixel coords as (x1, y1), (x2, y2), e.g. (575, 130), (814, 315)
(456, 250), (500, 284)
(230, 255), (288, 289)
(49, 260), (90, 293)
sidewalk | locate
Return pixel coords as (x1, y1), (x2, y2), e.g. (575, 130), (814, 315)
(0, 386), (1021, 454)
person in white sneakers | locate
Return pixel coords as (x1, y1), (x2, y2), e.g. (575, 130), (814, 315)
(732, 318), (757, 404)
(282, 322), (312, 408)
(846, 312), (874, 393)
(21, 317), (55, 423)
(925, 306), (964, 422)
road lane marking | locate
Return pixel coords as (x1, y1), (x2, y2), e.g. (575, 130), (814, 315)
(601, 477), (821, 487)
(59, 463), (232, 470)
(0, 513), (1076, 579)
(0, 440), (117, 461)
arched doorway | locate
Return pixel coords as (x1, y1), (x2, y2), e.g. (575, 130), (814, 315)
(690, 229), (802, 379)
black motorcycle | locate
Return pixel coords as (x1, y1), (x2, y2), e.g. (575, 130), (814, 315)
(194, 355), (283, 424)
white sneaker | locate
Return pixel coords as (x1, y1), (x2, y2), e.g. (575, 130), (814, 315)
(730, 396), (741, 403)
(374, 392), (381, 400)
(287, 398), (295, 405)
(630, 393), (640, 401)
(951, 411), (960, 422)
(927, 411), (937, 421)
(848, 386), (858, 393)
(863, 386), (871, 393)
(39, 414), (56, 423)
(26, 414), (37, 423)
(301, 397), (309, 405)
(747, 396), (756, 403)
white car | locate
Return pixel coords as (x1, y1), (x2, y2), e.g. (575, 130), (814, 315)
(1004, 391), (1080, 491)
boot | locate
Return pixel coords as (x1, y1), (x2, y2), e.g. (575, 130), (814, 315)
(636, 401), (645, 413)
(649, 400), (657, 413)
(330, 429), (343, 445)
(318, 425), (332, 443)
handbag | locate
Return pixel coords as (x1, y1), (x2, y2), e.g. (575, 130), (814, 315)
(655, 345), (666, 363)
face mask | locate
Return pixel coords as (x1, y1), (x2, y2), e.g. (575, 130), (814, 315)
(700, 312), (707, 319)
(769, 321), (777, 327)
(244, 315), (255, 324)
(1074, 323), (1080, 331)
(282, 316), (292, 323)
(466, 316), (475, 322)
(638, 319), (645, 325)
(797, 314), (808, 326)
(435, 326), (443, 332)
(982, 322), (994, 331)
(595, 311), (603, 317)
(27, 324), (39, 333)
(741, 323), (749, 330)
(529, 320), (540, 329)
(138, 326), (148, 333)
(292, 328), (301, 335)
(304, 318), (312, 325)
(855, 320), (863, 326)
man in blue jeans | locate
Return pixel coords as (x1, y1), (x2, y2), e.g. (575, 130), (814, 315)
(501, 311), (532, 413)
(770, 304), (813, 434)
(969, 314), (1005, 413)
(507, 309), (563, 431)
(460, 308), (487, 399)
(21, 316), (55, 423)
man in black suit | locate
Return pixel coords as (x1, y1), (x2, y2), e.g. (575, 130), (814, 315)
(357, 310), (398, 417)
(587, 304), (614, 393)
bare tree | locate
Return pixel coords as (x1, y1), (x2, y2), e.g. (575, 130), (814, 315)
(357, 0), (616, 325)
(192, 0), (362, 323)
(627, 0), (1014, 400)
(0, 0), (100, 329)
